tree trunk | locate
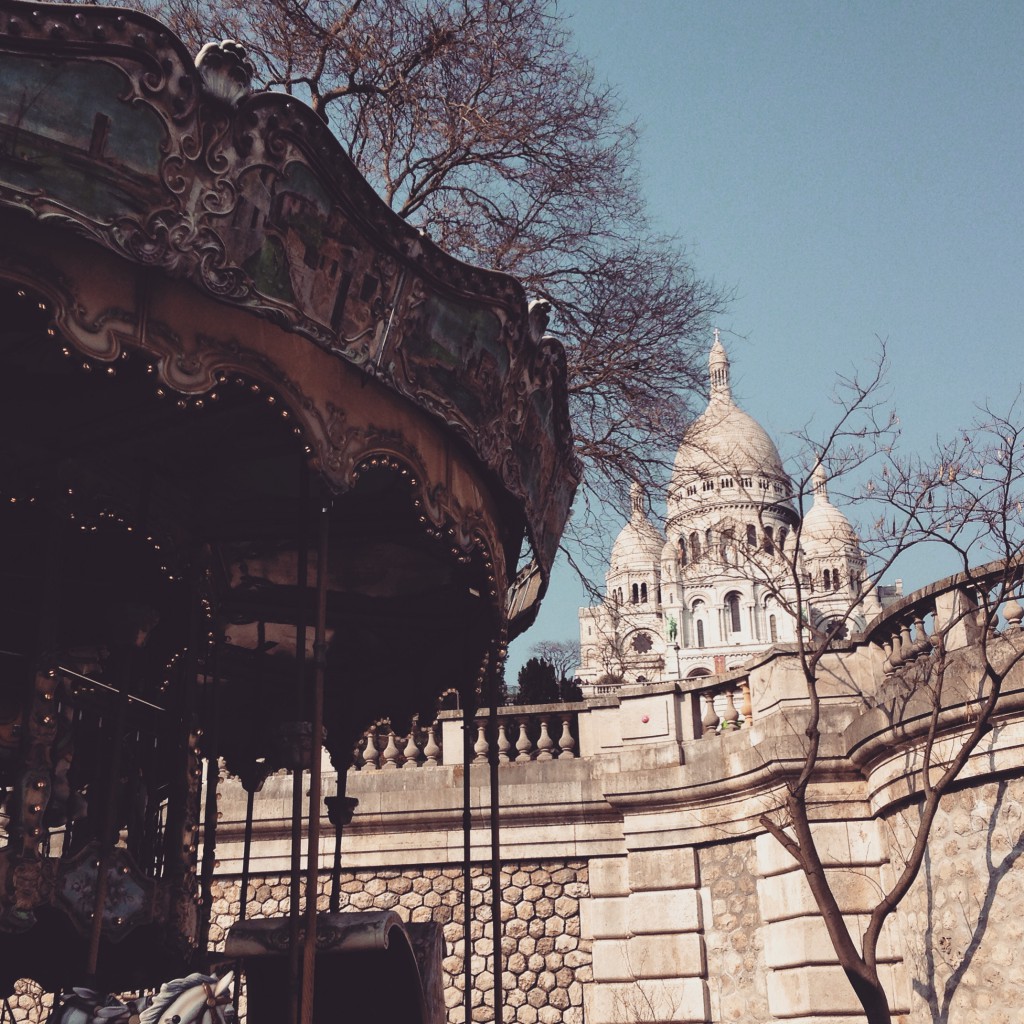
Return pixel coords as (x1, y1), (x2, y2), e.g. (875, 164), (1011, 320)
(846, 967), (892, 1024)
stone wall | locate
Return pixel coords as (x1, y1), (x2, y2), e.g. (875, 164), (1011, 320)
(209, 860), (592, 1024)
(697, 838), (768, 1024)
(3, 979), (51, 1024)
(889, 774), (1024, 1024)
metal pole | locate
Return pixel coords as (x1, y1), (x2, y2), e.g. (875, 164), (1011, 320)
(487, 659), (504, 1024)
(234, 782), (256, 1015)
(288, 459), (310, 1024)
(198, 644), (221, 954)
(84, 648), (130, 981)
(324, 770), (354, 914)
(462, 703), (474, 1024)
(300, 500), (330, 1024)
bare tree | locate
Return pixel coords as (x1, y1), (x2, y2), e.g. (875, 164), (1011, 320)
(741, 362), (1024, 1023)
(123, 0), (722, 514)
(530, 639), (580, 682)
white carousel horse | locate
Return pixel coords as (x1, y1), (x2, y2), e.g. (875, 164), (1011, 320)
(59, 972), (234, 1024)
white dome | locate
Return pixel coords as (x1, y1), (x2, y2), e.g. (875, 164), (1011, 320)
(670, 337), (790, 500)
(610, 483), (665, 570)
(801, 467), (860, 554)
(673, 402), (787, 482)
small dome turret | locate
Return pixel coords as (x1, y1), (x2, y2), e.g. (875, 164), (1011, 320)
(610, 483), (666, 571)
(801, 466), (860, 555)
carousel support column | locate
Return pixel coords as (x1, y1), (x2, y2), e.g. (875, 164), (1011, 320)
(234, 762), (268, 1015)
(300, 499), (330, 1024)
(462, 700), (474, 1024)
(198, 639), (222, 953)
(162, 557), (205, 946)
(288, 460), (310, 1024)
(85, 643), (132, 982)
(487, 641), (505, 1024)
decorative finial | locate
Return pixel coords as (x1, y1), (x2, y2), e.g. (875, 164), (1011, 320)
(812, 464), (829, 501)
(709, 330), (730, 402)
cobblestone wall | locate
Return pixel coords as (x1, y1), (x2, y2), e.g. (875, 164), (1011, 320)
(209, 860), (592, 1024)
(889, 776), (1024, 1024)
(698, 837), (769, 1024)
(2, 979), (52, 1024)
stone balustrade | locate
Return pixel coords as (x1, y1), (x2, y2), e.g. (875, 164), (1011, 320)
(353, 705), (580, 769)
(864, 558), (1024, 676)
(463, 707), (579, 764)
(353, 720), (445, 770)
(690, 678), (753, 737)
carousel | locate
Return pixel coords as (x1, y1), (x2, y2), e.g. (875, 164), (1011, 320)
(0, 2), (580, 1020)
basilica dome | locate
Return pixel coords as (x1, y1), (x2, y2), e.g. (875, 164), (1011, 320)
(801, 466), (860, 555)
(668, 335), (790, 519)
(610, 483), (665, 571)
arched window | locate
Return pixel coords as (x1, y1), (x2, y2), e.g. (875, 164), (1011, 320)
(778, 527), (788, 552)
(746, 523), (757, 547)
(823, 569), (831, 590)
(705, 528), (713, 553)
(640, 582), (648, 603)
(832, 568), (841, 591)
(631, 583), (639, 604)
(769, 614), (778, 642)
(726, 592), (742, 633)
(690, 532), (701, 561)
(763, 526), (774, 555)
(692, 599), (707, 648)
(678, 538), (688, 565)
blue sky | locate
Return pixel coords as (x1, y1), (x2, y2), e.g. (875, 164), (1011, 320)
(506, 0), (1024, 684)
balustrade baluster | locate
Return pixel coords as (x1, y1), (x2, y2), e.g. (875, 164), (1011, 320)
(362, 728), (380, 771)
(558, 718), (576, 758)
(722, 690), (740, 729)
(381, 729), (401, 769)
(423, 723), (441, 766)
(473, 721), (489, 764)
(515, 720), (533, 762)
(701, 691), (720, 737)
(880, 636), (893, 676)
(535, 718), (554, 760)
(402, 728), (422, 768)
(497, 720), (512, 763)
(739, 681), (752, 723)
(911, 615), (932, 658)
(889, 628), (904, 669)
(900, 620), (914, 661)
(1005, 594), (1024, 631)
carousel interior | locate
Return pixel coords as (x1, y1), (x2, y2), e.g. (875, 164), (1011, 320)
(0, 277), (507, 997)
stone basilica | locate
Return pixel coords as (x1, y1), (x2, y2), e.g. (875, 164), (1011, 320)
(577, 334), (882, 689)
